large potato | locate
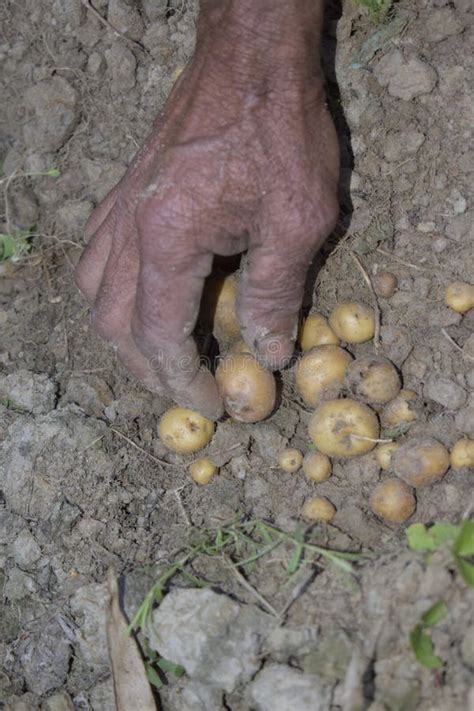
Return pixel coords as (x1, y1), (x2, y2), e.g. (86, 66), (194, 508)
(308, 398), (380, 458)
(392, 437), (450, 488)
(345, 356), (401, 406)
(329, 302), (375, 343)
(159, 407), (215, 454)
(215, 352), (276, 423)
(295, 345), (353, 407)
(299, 313), (339, 351)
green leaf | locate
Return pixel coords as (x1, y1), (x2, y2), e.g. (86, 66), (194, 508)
(406, 523), (436, 552)
(146, 665), (164, 689)
(45, 167), (61, 177)
(287, 544), (303, 574)
(421, 601), (448, 628)
(430, 523), (459, 547)
(157, 658), (185, 678)
(454, 521), (474, 558)
(409, 625), (443, 669)
(455, 555), (474, 587)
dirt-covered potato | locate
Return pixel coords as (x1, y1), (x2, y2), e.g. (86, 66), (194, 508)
(375, 442), (401, 470)
(302, 497), (336, 523)
(278, 448), (303, 473)
(381, 389), (419, 428)
(215, 352), (276, 423)
(373, 271), (398, 299)
(445, 281), (474, 314)
(450, 438), (474, 469)
(308, 398), (380, 458)
(302, 451), (332, 482)
(295, 345), (353, 407)
(371, 478), (416, 523)
(201, 274), (240, 341)
(345, 356), (401, 406)
(189, 458), (218, 485)
(329, 302), (375, 343)
(392, 437), (450, 488)
(299, 313), (340, 351)
(159, 407), (215, 454)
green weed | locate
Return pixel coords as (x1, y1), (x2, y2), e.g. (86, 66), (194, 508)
(356, 0), (392, 22)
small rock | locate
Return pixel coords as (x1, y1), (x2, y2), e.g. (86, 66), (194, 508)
(424, 8), (464, 43)
(374, 50), (437, 101)
(108, 0), (145, 40)
(40, 690), (75, 711)
(424, 374), (467, 410)
(12, 529), (42, 570)
(147, 588), (271, 692)
(461, 626), (474, 669)
(380, 325), (412, 366)
(62, 375), (113, 418)
(454, 401), (474, 438)
(105, 44), (137, 94)
(248, 664), (331, 711)
(24, 77), (79, 152)
(0, 370), (56, 414)
(383, 130), (425, 162)
(70, 583), (108, 669)
(16, 619), (72, 696)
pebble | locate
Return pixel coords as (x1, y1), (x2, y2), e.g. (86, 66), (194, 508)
(248, 664), (331, 711)
(374, 50), (437, 102)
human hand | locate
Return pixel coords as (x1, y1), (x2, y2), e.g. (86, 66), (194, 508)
(75, 0), (339, 419)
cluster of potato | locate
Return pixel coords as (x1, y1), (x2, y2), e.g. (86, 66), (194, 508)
(158, 275), (474, 518)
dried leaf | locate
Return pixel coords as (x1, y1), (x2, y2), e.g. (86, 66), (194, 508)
(106, 566), (158, 711)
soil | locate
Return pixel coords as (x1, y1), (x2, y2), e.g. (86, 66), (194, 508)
(0, 1), (473, 710)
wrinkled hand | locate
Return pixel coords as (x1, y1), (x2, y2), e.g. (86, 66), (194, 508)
(75, 0), (339, 419)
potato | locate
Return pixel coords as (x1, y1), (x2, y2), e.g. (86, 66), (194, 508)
(329, 302), (375, 343)
(450, 438), (474, 469)
(381, 389), (419, 428)
(215, 352), (276, 423)
(189, 458), (218, 485)
(373, 271), (398, 299)
(345, 356), (401, 406)
(445, 281), (474, 314)
(308, 398), (380, 458)
(371, 478), (416, 523)
(278, 448), (303, 473)
(201, 274), (240, 341)
(229, 338), (251, 354)
(302, 497), (336, 523)
(295, 345), (353, 407)
(375, 442), (401, 470)
(392, 437), (450, 488)
(159, 407), (215, 454)
(299, 313), (340, 351)
(302, 451), (332, 482)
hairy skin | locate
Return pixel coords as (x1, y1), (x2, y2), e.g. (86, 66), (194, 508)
(75, 0), (339, 419)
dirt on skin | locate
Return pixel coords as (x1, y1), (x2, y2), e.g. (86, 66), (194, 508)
(0, 1), (473, 709)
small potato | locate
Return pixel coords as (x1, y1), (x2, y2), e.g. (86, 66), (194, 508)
(450, 438), (474, 469)
(381, 389), (419, 428)
(299, 313), (340, 351)
(345, 356), (401, 406)
(279, 448), (303, 473)
(215, 353), (276, 423)
(445, 281), (474, 314)
(159, 407), (215, 454)
(392, 437), (450, 488)
(373, 271), (398, 299)
(295, 345), (353, 407)
(375, 442), (401, 470)
(302, 497), (336, 523)
(371, 478), (416, 523)
(302, 451), (332, 482)
(308, 398), (380, 458)
(201, 274), (240, 341)
(329, 302), (375, 343)
(189, 458), (218, 485)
